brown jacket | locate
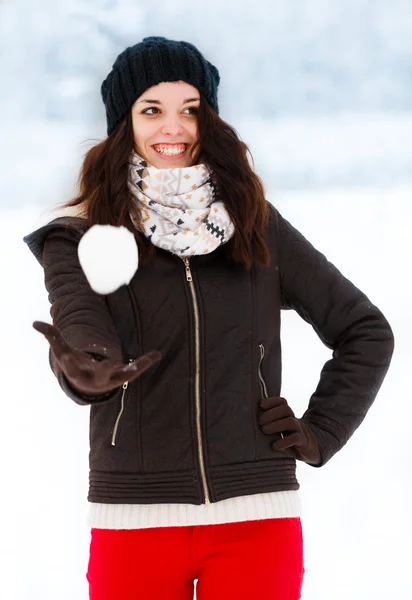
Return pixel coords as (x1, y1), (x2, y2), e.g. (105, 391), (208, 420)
(23, 204), (394, 505)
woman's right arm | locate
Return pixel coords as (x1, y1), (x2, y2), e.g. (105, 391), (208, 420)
(27, 221), (125, 405)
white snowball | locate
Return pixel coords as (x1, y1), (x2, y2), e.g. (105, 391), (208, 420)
(78, 225), (139, 295)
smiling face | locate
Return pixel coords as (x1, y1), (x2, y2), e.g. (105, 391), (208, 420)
(131, 81), (200, 169)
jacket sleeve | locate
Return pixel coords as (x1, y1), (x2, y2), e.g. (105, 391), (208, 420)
(274, 207), (394, 467)
(25, 220), (124, 406)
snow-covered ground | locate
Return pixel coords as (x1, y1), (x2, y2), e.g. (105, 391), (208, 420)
(2, 184), (410, 599)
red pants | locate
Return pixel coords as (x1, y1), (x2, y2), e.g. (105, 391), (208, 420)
(87, 517), (304, 600)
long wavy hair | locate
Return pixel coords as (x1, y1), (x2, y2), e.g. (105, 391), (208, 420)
(61, 97), (270, 269)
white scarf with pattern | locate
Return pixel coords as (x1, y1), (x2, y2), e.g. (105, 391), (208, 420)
(128, 152), (235, 256)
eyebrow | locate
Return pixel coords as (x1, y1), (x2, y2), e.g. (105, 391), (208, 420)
(138, 97), (200, 104)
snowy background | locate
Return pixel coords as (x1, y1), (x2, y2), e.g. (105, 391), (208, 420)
(1, 1), (411, 599)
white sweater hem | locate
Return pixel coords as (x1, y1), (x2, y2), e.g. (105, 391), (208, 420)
(87, 490), (302, 529)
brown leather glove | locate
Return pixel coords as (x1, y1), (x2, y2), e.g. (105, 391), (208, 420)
(33, 321), (161, 397)
(258, 395), (321, 465)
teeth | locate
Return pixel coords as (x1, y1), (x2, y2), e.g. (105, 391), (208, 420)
(154, 145), (186, 156)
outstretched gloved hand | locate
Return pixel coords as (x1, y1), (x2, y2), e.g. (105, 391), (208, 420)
(33, 321), (161, 397)
(258, 396), (321, 465)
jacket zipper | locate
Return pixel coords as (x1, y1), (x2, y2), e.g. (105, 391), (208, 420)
(258, 344), (284, 439)
(183, 257), (211, 505)
(111, 358), (135, 447)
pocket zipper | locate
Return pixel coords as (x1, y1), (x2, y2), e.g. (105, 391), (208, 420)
(111, 358), (135, 447)
(258, 344), (284, 439)
(258, 344), (269, 398)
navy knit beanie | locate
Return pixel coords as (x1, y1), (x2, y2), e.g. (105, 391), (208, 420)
(101, 36), (220, 136)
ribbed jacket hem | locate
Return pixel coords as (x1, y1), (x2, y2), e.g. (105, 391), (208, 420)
(87, 490), (302, 530)
(88, 457), (299, 504)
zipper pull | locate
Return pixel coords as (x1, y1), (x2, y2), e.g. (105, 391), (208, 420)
(123, 358), (135, 388)
(183, 257), (193, 282)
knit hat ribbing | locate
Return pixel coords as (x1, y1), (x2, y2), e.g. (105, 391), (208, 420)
(101, 36), (220, 136)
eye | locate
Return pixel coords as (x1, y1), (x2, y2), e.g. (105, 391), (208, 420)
(183, 106), (199, 115)
(141, 106), (199, 116)
(141, 106), (159, 115)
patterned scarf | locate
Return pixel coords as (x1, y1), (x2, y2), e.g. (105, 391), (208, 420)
(128, 152), (235, 256)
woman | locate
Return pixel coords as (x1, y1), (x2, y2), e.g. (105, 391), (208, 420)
(24, 37), (394, 600)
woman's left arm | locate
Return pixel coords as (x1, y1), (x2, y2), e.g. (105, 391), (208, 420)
(275, 207), (395, 467)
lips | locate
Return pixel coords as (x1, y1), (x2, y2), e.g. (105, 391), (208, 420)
(152, 143), (188, 156)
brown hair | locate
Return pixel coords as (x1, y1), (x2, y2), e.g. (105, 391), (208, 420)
(62, 97), (270, 269)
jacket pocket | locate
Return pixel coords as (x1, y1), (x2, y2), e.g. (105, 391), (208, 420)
(258, 343), (285, 442)
(111, 358), (135, 447)
(258, 343), (269, 398)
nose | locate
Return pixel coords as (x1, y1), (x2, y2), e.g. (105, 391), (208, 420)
(161, 115), (184, 137)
